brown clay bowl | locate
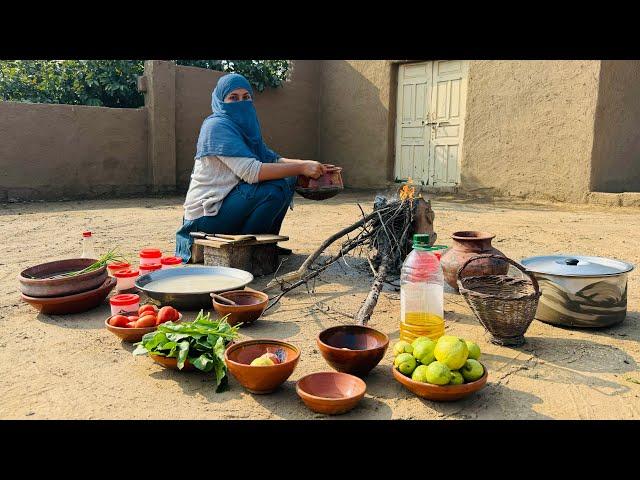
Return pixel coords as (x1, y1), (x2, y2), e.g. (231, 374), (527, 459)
(392, 362), (488, 402)
(224, 339), (300, 394)
(317, 325), (389, 376)
(295, 166), (344, 201)
(104, 312), (183, 343)
(211, 290), (269, 327)
(149, 354), (196, 371)
(19, 258), (108, 297)
(20, 276), (116, 315)
(296, 371), (366, 415)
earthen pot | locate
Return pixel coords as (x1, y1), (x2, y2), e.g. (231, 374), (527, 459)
(211, 290), (269, 327)
(20, 276), (116, 315)
(392, 363), (488, 402)
(296, 371), (366, 415)
(224, 339), (300, 394)
(295, 166), (344, 201)
(316, 325), (389, 376)
(19, 258), (107, 298)
(440, 231), (509, 291)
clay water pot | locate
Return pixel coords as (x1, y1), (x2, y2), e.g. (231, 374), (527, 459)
(440, 231), (508, 291)
(295, 166), (344, 201)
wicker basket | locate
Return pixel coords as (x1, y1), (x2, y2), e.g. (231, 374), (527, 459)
(457, 254), (541, 347)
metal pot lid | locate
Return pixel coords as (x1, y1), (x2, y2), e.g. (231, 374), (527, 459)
(520, 255), (634, 277)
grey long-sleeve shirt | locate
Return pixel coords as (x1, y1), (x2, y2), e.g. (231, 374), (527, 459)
(183, 155), (263, 221)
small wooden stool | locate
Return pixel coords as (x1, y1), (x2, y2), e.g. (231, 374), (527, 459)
(190, 233), (289, 277)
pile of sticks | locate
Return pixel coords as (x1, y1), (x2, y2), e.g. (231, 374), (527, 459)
(264, 193), (436, 325)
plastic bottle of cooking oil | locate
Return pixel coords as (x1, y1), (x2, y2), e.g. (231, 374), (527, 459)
(399, 234), (445, 343)
(81, 231), (96, 259)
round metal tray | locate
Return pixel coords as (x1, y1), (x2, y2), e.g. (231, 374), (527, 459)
(135, 266), (254, 310)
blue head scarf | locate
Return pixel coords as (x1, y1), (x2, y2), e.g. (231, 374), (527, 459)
(195, 73), (279, 163)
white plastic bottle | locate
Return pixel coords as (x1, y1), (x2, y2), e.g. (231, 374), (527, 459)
(81, 231), (96, 259)
(399, 233), (445, 343)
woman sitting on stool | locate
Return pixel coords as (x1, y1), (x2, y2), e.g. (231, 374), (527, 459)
(175, 73), (329, 263)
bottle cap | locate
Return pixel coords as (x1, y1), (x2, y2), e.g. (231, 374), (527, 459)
(82, 231), (92, 237)
(412, 233), (430, 250)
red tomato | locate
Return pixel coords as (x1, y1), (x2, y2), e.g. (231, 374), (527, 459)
(136, 315), (157, 328)
(126, 321), (138, 328)
(138, 304), (158, 316)
(109, 315), (130, 328)
(157, 306), (179, 324)
(128, 315), (139, 322)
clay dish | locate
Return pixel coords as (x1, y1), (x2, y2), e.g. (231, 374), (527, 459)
(392, 363), (488, 402)
(21, 277), (116, 315)
(19, 258), (107, 297)
(224, 339), (300, 394)
(296, 371), (366, 415)
(317, 325), (389, 376)
(150, 354), (196, 371)
(105, 313), (183, 343)
(211, 290), (269, 327)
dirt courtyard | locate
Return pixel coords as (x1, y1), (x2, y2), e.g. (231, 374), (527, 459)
(1, 190), (639, 420)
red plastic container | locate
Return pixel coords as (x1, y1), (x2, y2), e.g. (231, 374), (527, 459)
(139, 263), (162, 275)
(160, 256), (183, 269)
(139, 248), (162, 265)
(107, 261), (131, 276)
(110, 293), (140, 316)
(114, 268), (139, 291)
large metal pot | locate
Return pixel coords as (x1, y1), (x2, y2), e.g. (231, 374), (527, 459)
(520, 255), (634, 328)
(135, 266), (254, 310)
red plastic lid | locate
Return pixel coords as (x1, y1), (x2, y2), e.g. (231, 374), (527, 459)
(108, 261), (131, 270)
(161, 256), (183, 266)
(139, 263), (162, 271)
(114, 269), (139, 278)
(82, 231), (92, 237)
(139, 248), (162, 259)
(110, 294), (140, 306)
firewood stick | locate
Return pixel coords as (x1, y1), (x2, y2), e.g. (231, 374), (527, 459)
(354, 254), (390, 325)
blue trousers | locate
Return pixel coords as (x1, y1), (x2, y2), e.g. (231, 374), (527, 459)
(175, 177), (296, 262)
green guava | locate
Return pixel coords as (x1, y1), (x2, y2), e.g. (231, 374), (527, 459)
(434, 336), (469, 370)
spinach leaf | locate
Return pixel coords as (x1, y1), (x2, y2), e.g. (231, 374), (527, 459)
(176, 340), (190, 369)
(191, 353), (214, 372)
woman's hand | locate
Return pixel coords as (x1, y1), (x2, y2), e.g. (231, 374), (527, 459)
(300, 161), (327, 179)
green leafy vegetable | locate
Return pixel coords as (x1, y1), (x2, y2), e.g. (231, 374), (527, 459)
(133, 310), (239, 391)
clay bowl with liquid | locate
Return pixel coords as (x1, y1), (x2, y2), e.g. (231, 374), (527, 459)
(20, 276), (116, 315)
(296, 371), (366, 415)
(105, 312), (183, 343)
(19, 258), (107, 297)
(317, 325), (389, 376)
(224, 339), (300, 394)
(211, 290), (269, 327)
(392, 362), (488, 402)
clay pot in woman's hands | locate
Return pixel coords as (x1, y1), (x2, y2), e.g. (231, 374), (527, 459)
(295, 166), (344, 201)
(440, 231), (509, 291)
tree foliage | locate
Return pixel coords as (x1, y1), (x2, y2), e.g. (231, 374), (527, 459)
(0, 60), (291, 108)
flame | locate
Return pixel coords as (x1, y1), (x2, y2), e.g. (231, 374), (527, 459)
(399, 178), (416, 201)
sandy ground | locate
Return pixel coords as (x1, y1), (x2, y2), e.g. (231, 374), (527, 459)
(1, 190), (640, 420)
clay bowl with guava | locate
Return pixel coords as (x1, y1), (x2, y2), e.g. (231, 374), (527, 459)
(392, 362), (488, 402)
(224, 339), (300, 394)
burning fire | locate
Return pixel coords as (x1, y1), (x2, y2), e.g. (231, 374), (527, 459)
(399, 178), (416, 202)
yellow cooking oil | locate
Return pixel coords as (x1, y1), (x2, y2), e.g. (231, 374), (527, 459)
(400, 312), (445, 343)
(399, 234), (445, 343)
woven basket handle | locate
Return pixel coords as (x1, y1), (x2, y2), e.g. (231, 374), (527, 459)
(456, 254), (540, 295)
